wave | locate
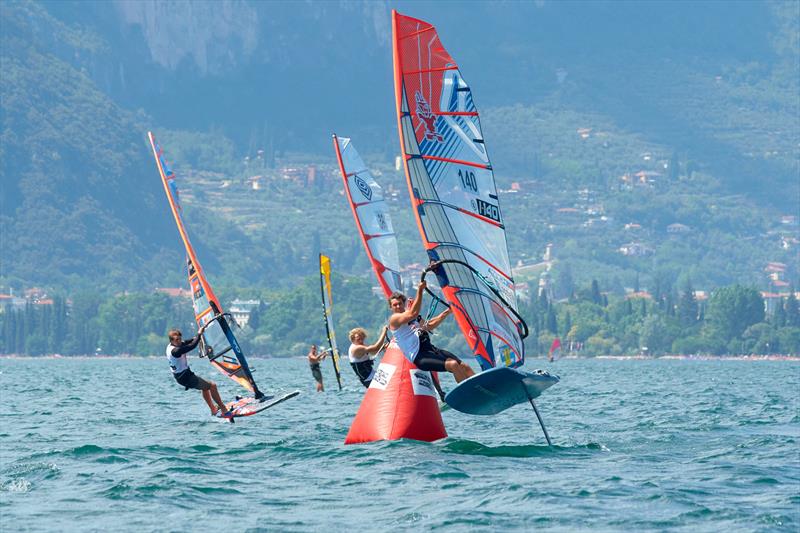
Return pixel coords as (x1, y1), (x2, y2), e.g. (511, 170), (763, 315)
(437, 438), (605, 457)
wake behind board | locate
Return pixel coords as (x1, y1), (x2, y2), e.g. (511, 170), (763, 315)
(445, 367), (559, 415)
(216, 390), (300, 421)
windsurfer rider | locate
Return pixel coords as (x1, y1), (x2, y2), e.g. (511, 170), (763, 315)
(405, 296), (448, 401)
(388, 282), (475, 383)
(166, 327), (231, 417)
(308, 344), (328, 392)
(347, 326), (389, 388)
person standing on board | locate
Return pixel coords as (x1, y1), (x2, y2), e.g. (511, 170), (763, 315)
(388, 281), (475, 383)
(166, 326), (231, 417)
(307, 344), (328, 392)
(347, 326), (389, 388)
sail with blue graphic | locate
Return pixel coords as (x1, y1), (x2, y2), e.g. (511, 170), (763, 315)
(147, 132), (263, 398)
(391, 11), (526, 372)
(333, 134), (402, 299)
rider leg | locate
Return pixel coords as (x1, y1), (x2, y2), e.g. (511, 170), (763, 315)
(444, 358), (474, 383)
(208, 382), (227, 412)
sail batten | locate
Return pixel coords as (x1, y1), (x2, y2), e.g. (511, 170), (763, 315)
(392, 11), (525, 372)
(148, 132), (262, 396)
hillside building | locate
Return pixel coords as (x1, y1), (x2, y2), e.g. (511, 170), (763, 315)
(619, 242), (654, 256)
(155, 287), (192, 299)
(228, 299), (262, 328)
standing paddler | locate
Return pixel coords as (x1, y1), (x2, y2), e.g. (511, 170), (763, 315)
(307, 344), (328, 392)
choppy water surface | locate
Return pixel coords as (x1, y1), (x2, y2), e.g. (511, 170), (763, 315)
(1, 358), (798, 531)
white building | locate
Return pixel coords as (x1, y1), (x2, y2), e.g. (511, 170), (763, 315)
(228, 299), (262, 328)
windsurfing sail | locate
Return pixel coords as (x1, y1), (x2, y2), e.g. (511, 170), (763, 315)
(333, 134), (402, 299)
(392, 11), (527, 372)
(147, 132), (263, 398)
(548, 338), (562, 362)
(319, 253), (343, 390)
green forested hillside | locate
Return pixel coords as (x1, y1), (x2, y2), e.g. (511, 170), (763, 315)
(1, 1), (798, 356)
(1, 1), (176, 291)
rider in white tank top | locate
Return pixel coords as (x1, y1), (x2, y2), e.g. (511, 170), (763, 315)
(348, 343), (370, 363)
(387, 279), (475, 385)
(165, 342), (190, 374)
(390, 321), (420, 363)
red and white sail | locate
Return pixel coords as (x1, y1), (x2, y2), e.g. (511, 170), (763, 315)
(333, 134), (402, 299)
(548, 338), (562, 362)
(391, 11), (525, 371)
(148, 132), (261, 395)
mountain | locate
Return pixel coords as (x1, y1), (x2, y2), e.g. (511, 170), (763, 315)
(1, 0), (797, 294)
(0, 1), (180, 290)
(33, 0), (798, 204)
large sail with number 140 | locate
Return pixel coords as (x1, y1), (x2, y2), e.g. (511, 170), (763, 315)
(391, 11), (526, 372)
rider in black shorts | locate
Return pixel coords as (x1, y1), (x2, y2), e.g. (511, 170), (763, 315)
(347, 326), (389, 388)
(388, 282), (475, 384)
(166, 327), (230, 416)
(307, 344), (328, 392)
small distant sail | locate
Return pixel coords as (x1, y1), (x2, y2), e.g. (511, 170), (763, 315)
(333, 134), (402, 299)
(548, 338), (562, 362)
(392, 11), (527, 372)
(319, 254), (343, 390)
(147, 132), (263, 398)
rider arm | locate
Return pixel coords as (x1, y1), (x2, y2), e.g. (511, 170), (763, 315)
(363, 326), (389, 355)
(172, 333), (202, 357)
(424, 308), (452, 331)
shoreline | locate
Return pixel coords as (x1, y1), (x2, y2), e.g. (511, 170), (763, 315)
(1, 354), (798, 361)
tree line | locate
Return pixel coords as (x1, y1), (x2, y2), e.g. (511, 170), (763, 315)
(519, 281), (800, 356)
(1, 279), (799, 357)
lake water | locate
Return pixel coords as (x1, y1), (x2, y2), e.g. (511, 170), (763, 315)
(1, 358), (798, 531)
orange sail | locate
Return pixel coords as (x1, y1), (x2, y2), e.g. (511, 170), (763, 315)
(147, 132), (262, 397)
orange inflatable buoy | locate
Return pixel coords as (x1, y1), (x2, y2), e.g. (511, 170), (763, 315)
(344, 343), (447, 444)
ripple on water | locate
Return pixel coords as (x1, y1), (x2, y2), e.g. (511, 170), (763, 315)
(427, 471), (470, 480)
(1, 461), (60, 493)
(439, 438), (605, 458)
(1, 478), (32, 493)
(1, 357), (797, 531)
(440, 439), (553, 457)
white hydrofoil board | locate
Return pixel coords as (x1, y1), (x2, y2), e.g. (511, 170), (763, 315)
(217, 390), (300, 421)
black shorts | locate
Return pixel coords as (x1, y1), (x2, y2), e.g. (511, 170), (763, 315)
(310, 364), (323, 383)
(174, 370), (212, 391)
(413, 339), (461, 372)
(350, 360), (375, 388)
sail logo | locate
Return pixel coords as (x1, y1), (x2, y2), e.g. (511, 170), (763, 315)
(500, 345), (512, 366)
(475, 199), (500, 222)
(376, 212), (388, 231)
(415, 91), (443, 142)
(190, 278), (203, 299)
(355, 175), (372, 200)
